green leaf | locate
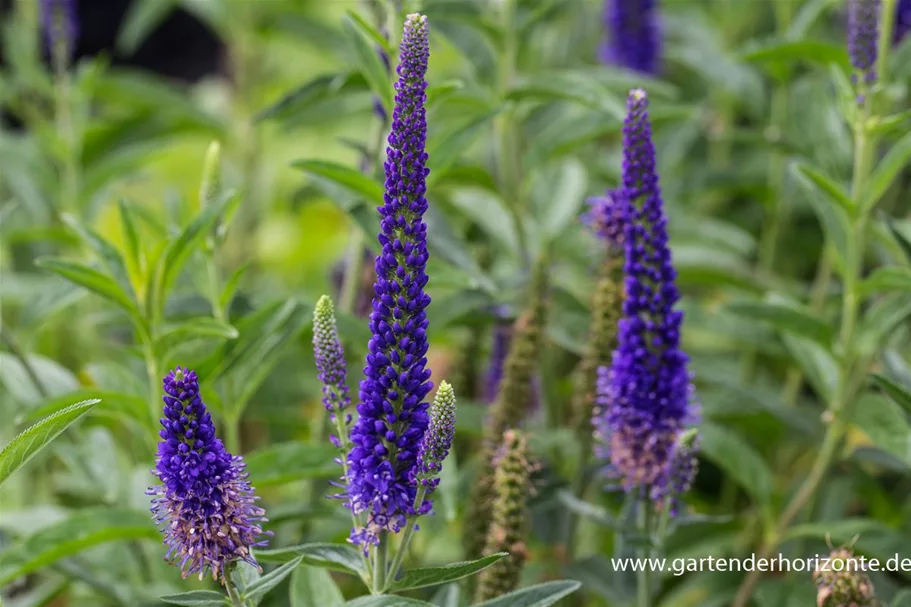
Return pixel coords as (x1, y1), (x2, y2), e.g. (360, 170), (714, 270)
(870, 372), (911, 415)
(859, 266), (911, 296)
(345, 10), (394, 56)
(388, 553), (508, 592)
(447, 189), (519, 256)
(427, 112), (498, 186)
(290, 566), (344, 607)
(532, 158), (588, 242)
(430, 584), (460, 607)
(60, 213), (136, 297)
(782, 335), (838, 400)
(850, 393), (911, 465)
(555, 490), (618, 528)
(342, 14), (393, 116)
(0, 508), (157, 585)
(36, 258), (138, 315)
(892, 589), (911, 607)
(159, 591), (228, 607)
(245, 442), (338, 486)
(791, 164), (852, 272)
(885, 216), (911, 263)
(857, 294), (911, 357)
(725, 300), (833, 345)
(118, 200), (146, 279)
(471, 580), (582, 607)
(699, 423), (773, 505)
(506, 72), (625, 119)
(255, 72), (369, 125)
(117, 0), (178, 54)
(292, 160), (383, 205)
(343, 598), (433, 607)
(242, 556), (304, 603)
(863, 128), (911, 212)
(740, 39), (849, 71)
(211, 299), (310, 413)
(219, 262), (249, 312)
(793, 164), (854, 215)
(0, 399), (99, 487)
(148, 190), (240, 320)
(155, 318), (239, 352)
(21, 390), (147, 430)
(257, 543), (367, 578)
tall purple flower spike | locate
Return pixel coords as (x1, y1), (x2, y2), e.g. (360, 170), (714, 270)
(593, 89), (698, 513)
(345, 13), (433, 552)
(897, 0), (911, 43)
(148, 367), (269, 582)
(40, 0), (79, 60)
(600, 0), (660, 75)
(848, 0), (881, 83)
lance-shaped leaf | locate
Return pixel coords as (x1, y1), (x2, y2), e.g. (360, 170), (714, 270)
(388, 553), (509, 592)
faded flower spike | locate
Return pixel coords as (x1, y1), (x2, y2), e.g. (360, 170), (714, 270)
(414, 381), (457, 493)
(475, 430), (532, 602)
(148, 367), (269, 582)
(595, 89), (699, 510)
(313, 295), (352, 442)
(813, 546), (877, 607)
(40, 0), (79, 60)
(346, 13), (433, 551)
(601, 0), (660, 75)
(848, 0), (881, 83)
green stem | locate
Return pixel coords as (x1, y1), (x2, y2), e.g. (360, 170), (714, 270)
(636, 502), (651, 607)
(742, 0), (792, 384)
(225, 569), (246, 607)
(732, 28), (887, 603)
(225, 412), (242, 454)
(373, 531), (389, 594)
(339, 229), (366, 315)
(385, 485), (428, 589)
(142, 340), (159, 428)
(494, 0), (529, 265)
(1, 328), (48, 398)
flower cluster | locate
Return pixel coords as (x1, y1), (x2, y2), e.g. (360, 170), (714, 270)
(148, 367), (269, 582)
(813, 546), (877, 606)
(313, 295), (352, 451)
(484, 314), (513, 403)
(594, 89), (698, 509)
(583, 191), (630, 253)
(345, 13), (434, 550)
(40, 0), (79, 60)
(601, 0), (661, 75)
(848, 0), (881, 83)
(414, 381), (457, 493)
(475, 430), (532, 603)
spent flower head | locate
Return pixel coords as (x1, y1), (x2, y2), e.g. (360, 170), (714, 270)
(148, 367), (269, 582)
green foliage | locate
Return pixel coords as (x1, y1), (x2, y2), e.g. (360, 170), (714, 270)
(4, 0), (911, 605)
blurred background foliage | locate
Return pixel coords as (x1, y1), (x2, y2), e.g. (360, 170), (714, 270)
(3, 0), (911, 605)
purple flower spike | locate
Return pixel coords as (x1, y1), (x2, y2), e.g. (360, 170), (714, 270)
(148, 367), (269, 582)
(848, 0), (881, 83)
(40, 0), (78, 60)
(601, 0), (660, 75)
(895, 0), (911, 44)
(593, 89), (698, 512)
(346, 13), (433, 552)
(583, 190), (630, 252)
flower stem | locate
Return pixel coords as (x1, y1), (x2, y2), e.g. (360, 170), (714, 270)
(636, 501), (651, 607)
(732, 25), (887, 602)
(385, 485), (428, 589)
(225, 568), (246, 607)
(373, 531), (389, 594)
